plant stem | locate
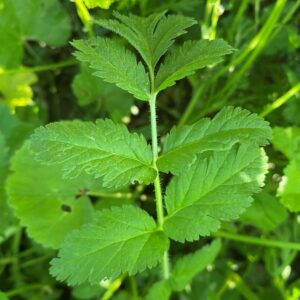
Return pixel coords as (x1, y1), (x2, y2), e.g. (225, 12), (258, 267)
(100, 275), (125, 300)
(214, 231), (300, 250)
(149, 94), (170, 279)
(1, 59), (78, 75)
(260, 82), (300, 117)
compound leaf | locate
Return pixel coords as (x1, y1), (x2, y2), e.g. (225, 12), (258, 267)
(96, 12), (196, 70)
(50, 205), (169, 286)
(29, 119), (156, 188)
(7, 143), (103, 248)
(155, 39), (234, 92)
(157, 106), (271, 175)
(72, 38), (150, 101)
(163, 144), (268, 242)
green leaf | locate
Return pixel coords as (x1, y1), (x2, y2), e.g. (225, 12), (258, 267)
(241, 192), (287, 231)
(95, 12), (196, 70)
(0, 71), (37, 111)
(0, 1), (22, 68)
(157, 106), (271, 175)
(0, 103), (34, 151)
(72, 63), (134, 121)
(155, 39), (234, 92)
(272, 127), (300, 159)
(163, 144), (268, 242)
(29, 119), (156, 187)
(50, 205), (169, 286)
(83, 0), (116, 9)
(72, 38), (150, 101)
(7, 143), (102, 248)
(277, 160), (300, 212)
(10, 0), (71, 47)
(145, 281), (171, 300)
(170, 239), (221, 291)
(145, 240), (221, 300)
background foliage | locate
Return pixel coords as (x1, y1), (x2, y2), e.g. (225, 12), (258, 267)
(0, 0), (300, 299)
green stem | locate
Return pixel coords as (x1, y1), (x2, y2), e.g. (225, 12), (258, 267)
(6, 284), (45, 297)
(149, 94), (170, 280)
(87, 191), (132, 199)
(129, 277), (139, 300)
(214, 231), (300, 250)
(260, 82), (300, 117)
(100, 275), (125, 300)
(2, 59), (78, 75)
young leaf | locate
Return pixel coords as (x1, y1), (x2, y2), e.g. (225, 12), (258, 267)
(7, 143), (101, 248)
(72, 38), (150, 101)
(170, 239), (221, 291)
(155, 39), (235, 92)
(95, 12), (196, 71)
(145, 281), (171, 300)
(277, 160), (300, 212)
(29, 119), (156, 188)
(163, 144), (268, 242)
(157, 106), (272, 175)
(50, 205), (169, 286)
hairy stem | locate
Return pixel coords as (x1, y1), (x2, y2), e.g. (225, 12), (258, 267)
(149, 94), (170, 279)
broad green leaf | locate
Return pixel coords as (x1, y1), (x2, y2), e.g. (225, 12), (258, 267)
(50, 205), (169, 285)
(7, 143), (101, 249)
(72, 64), (133, 121)
(83, 0), (116, 9)
(163, 144), (268, 242)
(277, 160), (300, 212)
(0, 103), (34, 151)
(96, 12), (196, 70)
(0, 70), (37, 111)
(170, 239), (221, 291)
(29, 119), (156, 187)
(241, 192), (287, 231)
(272, 127), (300, 159)
(72, 38), (150, 101)
(157, 106), (272, 175)
(155, 39), (234, 92)
(0, 0), (22, 68)
(10, 0), (71, 47)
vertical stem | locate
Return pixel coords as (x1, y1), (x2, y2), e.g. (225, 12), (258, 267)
(149, 94), (170, 279)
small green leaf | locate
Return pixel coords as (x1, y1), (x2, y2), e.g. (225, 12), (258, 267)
(7, 143), (104, 248)
(157, 106), (271, 175)
(163, 144), (268, 242)
(29, 119), (156, 188)
(241, 192), (287, 231)
(170, 239), (221, 291)
(155, 39), (234, 92)
(277, 160), (300, 212)
(96, 12), (196, 70)
(72, 38), (150, 101)
(145, 281), (171, 300)
(50, 205), (169, 286)
(72, 63), (134, 121)
(272, 126), (300, 159)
